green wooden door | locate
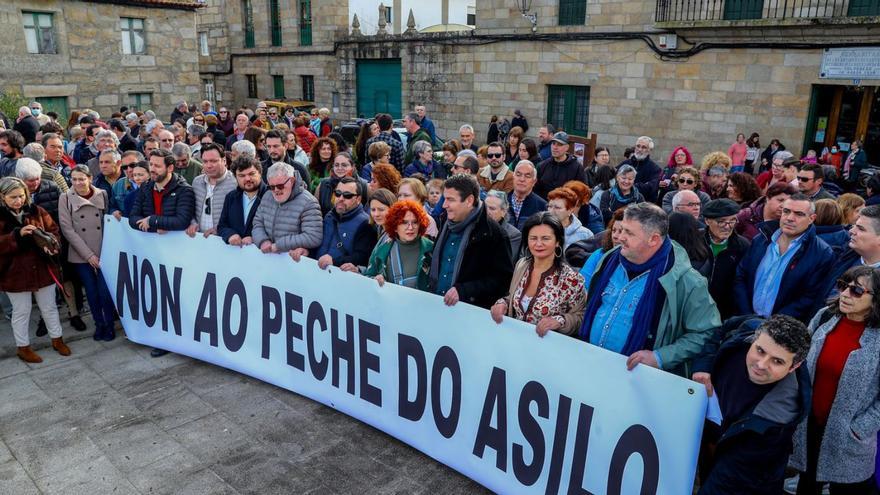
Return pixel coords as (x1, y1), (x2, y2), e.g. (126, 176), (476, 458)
(723, 0), (763, 19)
(36, 96), (68, 125)
(356, 59), (402, 119)
(848, 0), (880, 16)
(547, 85), (589, 136)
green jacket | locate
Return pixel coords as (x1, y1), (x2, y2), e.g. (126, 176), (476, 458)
(405, 129), (433, 164)
(590, 241), (720, 377)
(364, 237), (433, 291)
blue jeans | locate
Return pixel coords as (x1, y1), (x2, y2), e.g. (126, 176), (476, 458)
(75, 264), (115, 331)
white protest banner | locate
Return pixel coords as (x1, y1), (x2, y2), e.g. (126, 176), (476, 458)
(101, 217), (706, 494)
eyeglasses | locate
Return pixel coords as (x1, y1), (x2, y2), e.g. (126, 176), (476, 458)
(204, 197), (211, 215)
(836, 280), (873, 298)
(334, 190), (358, 199)
(796, 176), (814, 182)
(487, 153), (503, 159)
(711, 219), (738, 228)
(678, 178), (695, 185)
(400, 220), (419, 228)
(160, 138), (174, 142)
(683, 202), (702, 208)
(267, 178), (291, 191)
(219, 111), (228, 114)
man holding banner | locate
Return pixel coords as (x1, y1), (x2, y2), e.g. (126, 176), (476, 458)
(692, 315), (811, 495)
(578, 202), (721, 377)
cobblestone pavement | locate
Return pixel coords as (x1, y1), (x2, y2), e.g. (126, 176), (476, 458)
(0, 313), (487, 494)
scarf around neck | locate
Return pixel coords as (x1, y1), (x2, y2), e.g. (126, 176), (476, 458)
(579, 237), (673, 355)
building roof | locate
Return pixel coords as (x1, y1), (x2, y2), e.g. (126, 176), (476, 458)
(85, 0), (205, 11)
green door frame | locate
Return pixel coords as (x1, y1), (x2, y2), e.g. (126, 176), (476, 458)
(356, 59), (402, 119)
(36, 96), (69, 126)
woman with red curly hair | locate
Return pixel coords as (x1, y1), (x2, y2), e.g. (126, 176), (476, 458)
(369, 162), (401, 194)
(363, 199), (434, 290)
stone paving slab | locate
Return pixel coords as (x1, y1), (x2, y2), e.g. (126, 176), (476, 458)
(0, 313), (488, 494)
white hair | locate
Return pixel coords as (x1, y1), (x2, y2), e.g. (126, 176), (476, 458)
(456, 149), (477, 159)
(14, 157), (43, 180)
(100, 149), (122, 162)
(671, 189), (698, 209)
(145, 119), (163, 134)
(231, 139), (256, 159)
(514, 159), (537, 175)
(267, 162), (296, 180)
(459, 124), (474, 134)
(95, 129), (119, 146)
(125, 112), (139, 122)
(22, 143), (45, 162)
(636, 136), (654, 150)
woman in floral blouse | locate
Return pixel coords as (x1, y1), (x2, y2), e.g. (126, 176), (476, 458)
(490, 212), (587, 337)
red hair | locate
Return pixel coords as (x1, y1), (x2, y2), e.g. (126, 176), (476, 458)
(547, 187), (579, 210)
(384, 200), (430, 239)
(371, 163), (401, 193)
(563, 180), (592, 206)
(667, 146), (694, 167)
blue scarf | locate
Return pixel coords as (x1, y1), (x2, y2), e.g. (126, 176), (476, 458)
(578, 238), (673, 355)
(609, 184), (637, 204)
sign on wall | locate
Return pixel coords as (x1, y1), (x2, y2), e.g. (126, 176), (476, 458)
(820, 47), (880, 80)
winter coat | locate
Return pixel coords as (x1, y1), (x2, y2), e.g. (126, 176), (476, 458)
(577, 202), (604, 234)
(846, 148), (869, 183)
(702, 230), (750, 320)
(58, 187), (107, 264)
(428, 204), (514, 309)
(315, 175), (368, 216)
(696, 325), (811, 495)
(315, 207), (377, 267)
(40, 162), (69, 192)
(735, 197), (767, 241)
(620, 155), (662, 202)
(191, 170), (238, 230)
(815, 224), (850, 253)
(476, 165), (514, 193)
(499, 258), (586, 335)
(535, 155), (587, 199)
(507, 191), (547, 231)
(216, 184), (268, 243)
(294, 125), (317, 154)
(13, 115), (40, 144)
(733, 222), (835, 322)
(563, 215), (593, 251)
(251, 173), (323, 252)
(30, 180), (61, 222)
(404, 128), (432, 164)
(128, 174), (196, 232)
(364, 237), (434, 291)
(599, 186), (645, 225)
(586, 242), (721, 377)
(790, 308), (880, 483)
(0, 203), (61, 292)
(404, 159), (444, 180)
(500, 218), (522, 260)
(818, 247), (862, 310)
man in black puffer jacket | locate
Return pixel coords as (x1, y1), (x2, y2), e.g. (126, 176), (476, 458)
(129, 149), (195, 233)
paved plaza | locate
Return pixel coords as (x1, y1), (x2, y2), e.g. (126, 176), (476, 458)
(0, 314), (486, 494)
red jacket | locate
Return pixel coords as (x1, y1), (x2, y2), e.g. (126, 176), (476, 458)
(294, 125), (317, 153)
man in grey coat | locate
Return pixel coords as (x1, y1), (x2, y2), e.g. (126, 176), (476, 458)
(252, 162), (323, 257)
(186, 143), (237, 238)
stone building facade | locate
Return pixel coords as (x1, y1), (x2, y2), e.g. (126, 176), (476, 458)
(204, 0), (880, 162)
(0, 0), (201, 123)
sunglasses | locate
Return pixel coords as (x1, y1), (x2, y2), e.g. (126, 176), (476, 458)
(120, 165), (132, 170)
(334, 190), (358, 199)
(796, 176), (814, 182)
(487, 153), (503, 158)
(267, 178), (291, 191)
(837, 280), (873, 298)
(204, 197), (211, 215)
(678, 178), (695, 185)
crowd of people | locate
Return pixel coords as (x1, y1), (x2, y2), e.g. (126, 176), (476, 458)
(1, 99), (879, 494)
